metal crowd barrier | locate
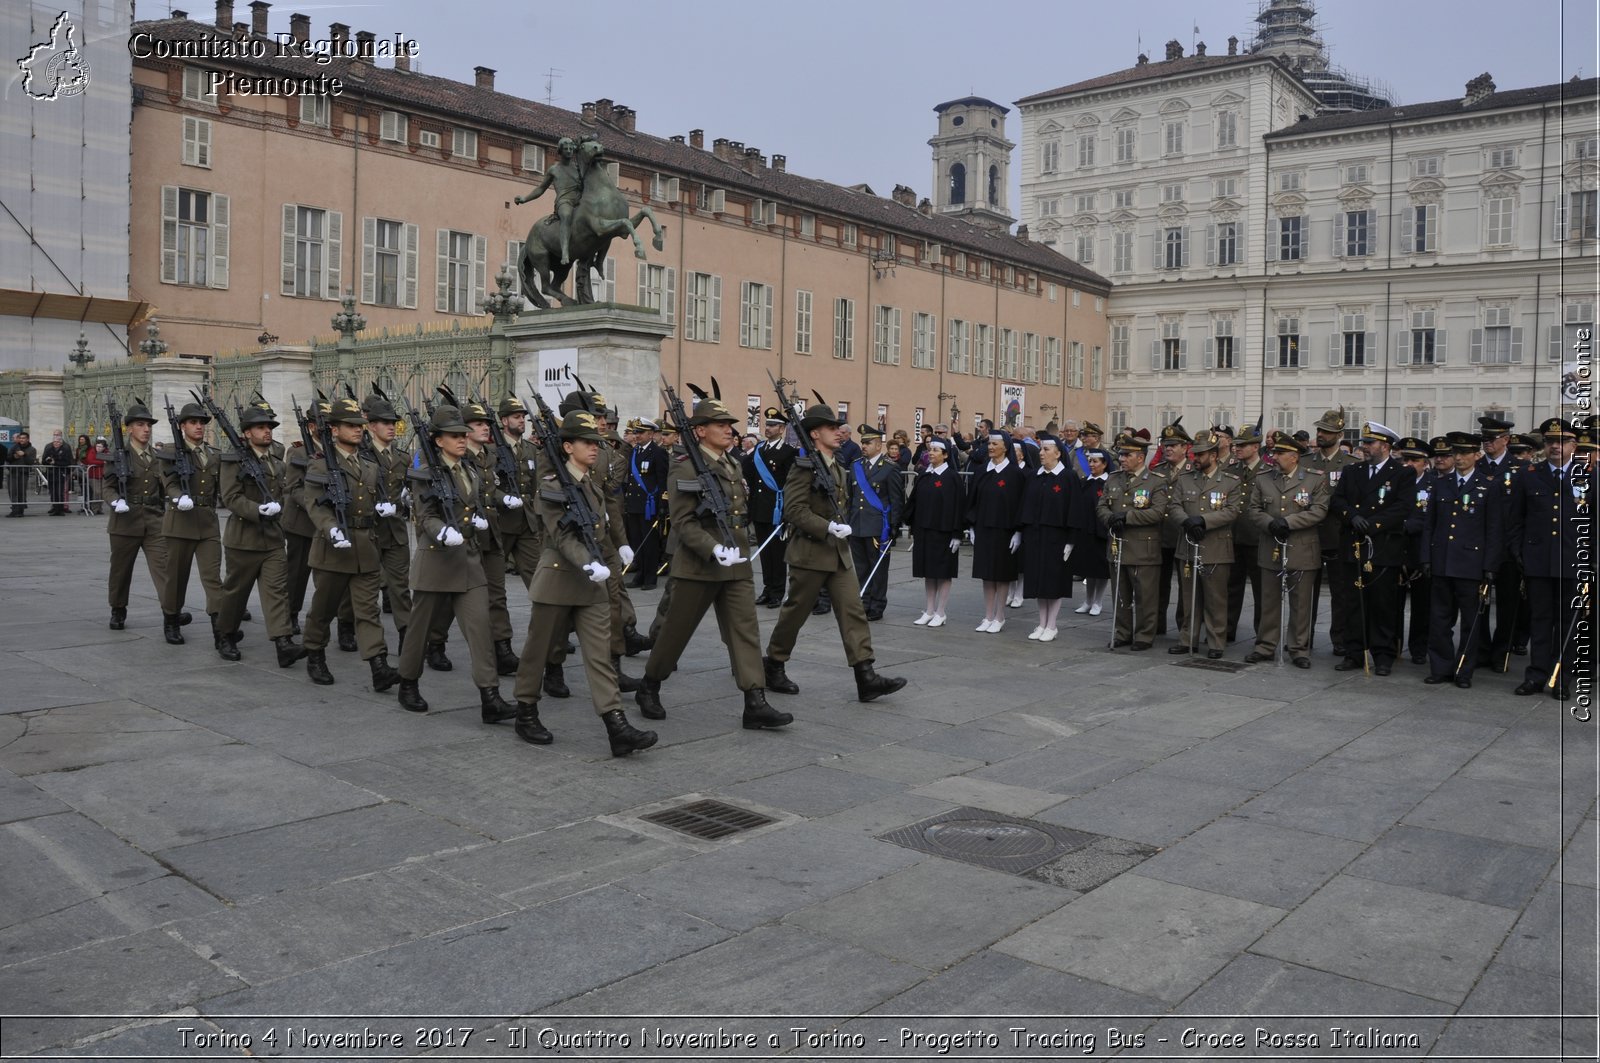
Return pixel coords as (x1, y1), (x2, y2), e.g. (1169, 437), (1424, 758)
(3, 464), (103, 514)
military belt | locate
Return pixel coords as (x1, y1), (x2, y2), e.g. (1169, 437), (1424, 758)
(347, 517), (376, 530)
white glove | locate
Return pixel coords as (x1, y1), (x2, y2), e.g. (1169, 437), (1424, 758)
(437, 526), (465, 547)
(112, 499), (129, 514)
(827, 521), (852, 540)
(176, 494), (194, 511)
(502, 494), (523, 509)
(375, 502), (397, 518)
(619, 544), (635, 566)
(1009, 531), (1022, 553)
(965, 528), (975, 545)
(949, 538), (961, 553)
(470, 514), (489, 531)
(713, 544), (742, 567)
(1063, 543), (1075, 562)
(400, 487), (411, 506)
(329, 527), (352, 549)
(258, 501), (282, 517)
(583, 561), (611, 583)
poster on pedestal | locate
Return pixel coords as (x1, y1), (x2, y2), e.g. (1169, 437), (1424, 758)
(536, 349), (579, 412)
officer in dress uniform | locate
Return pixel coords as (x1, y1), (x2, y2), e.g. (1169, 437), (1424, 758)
(156, 400), (226, 648)
(762, 404), (907, 702)
(1477, 415), (1528, 670)
(1166, 429), (1246, 658)
(1244, 432), (1329, 667)
(461, 401), (522, 676)
(623, 418), (668, 590)
(1306, 407), (1359, 655)
(301, 396), (402, 692)
(395, 403), (516, 724)
(1422, 430), (1503, 688)
(1330, 421), (1416, 675)
(1509, 418), (1588, 701)
(103, 400), (178, 633)
(1097, 429), (1170, 651)
(1225, 424), (1266, 643)
(633, 394), (790, 729)
(1397, 436), (1438, 665)
(363, 391), (413, 650)
(743, 408), (796, 608)
(1152, 417), (1192, 635)
(214, 400), (303, 667)
(847, 424), (905, 622)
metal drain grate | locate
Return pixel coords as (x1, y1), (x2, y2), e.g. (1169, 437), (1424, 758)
(640, 799), (776, 840)
(1173, 657), (1250, 673)
(878, 807), (1097, 875)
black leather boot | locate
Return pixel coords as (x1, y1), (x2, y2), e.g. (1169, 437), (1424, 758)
(763, 656), (799, 695)
(494, 639), (520, 676)
(479, 685), (516, 724)
(398, 678), (428, 713)
(514, 701), (553, 744)
(306, 650), (334, 685)
(743, 688), (794, 729)
(212, 615), (241, 661)
(854, 659), (907, 702)
(634, 675), (666, 719)
(163, 613), (185, 645)
(601, 709), (657, 757)
(543, 663), (570, 698)
(178, 611), (193, 626)
(290, 614), (301, 637)
(381, 588), (392, 614)
(623, 622), (653, 656)
(337, 619), (358, 652)
(274, 635), (307, 668)
(613, 656), (641, 693)
(369, 654), (401, 692)
(109, 607), (126, 631)
(424, 641), (453, 671)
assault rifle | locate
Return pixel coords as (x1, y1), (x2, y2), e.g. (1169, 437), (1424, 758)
(162, 394), (196, 498)
(290, 396), (317, 456)
(310, 393), (352, 538)
(403, 396), (460, 534)
(660, 377), (737, 550)
(529, 385), (606, 565)
(197, 388), (275, 506)
(765, 369), (846, 523)
(104, 392), (130, 490)
(475, 392), (523, 503)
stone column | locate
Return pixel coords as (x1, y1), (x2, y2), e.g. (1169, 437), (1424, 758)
(256, 346), (316, 436)
(24, 371), (65, 439)
(504, 305), (673, 424)
(144, 358), (214, 447)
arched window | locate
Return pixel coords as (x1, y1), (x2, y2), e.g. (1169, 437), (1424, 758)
(949, 163), (966, 205)
(988, 165), (1000, 205)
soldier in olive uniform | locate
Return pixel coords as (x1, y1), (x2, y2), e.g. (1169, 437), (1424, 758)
(395, 404), (516, 723)
(363, 391), (413, 648)
(1244, 433), (1330, 667)
(593, 397), (651, 656)
(157, 400), (226, 647)
(1096, 429), (1170, 650)
(497, 394), (544, 588)
(460, 401), (522, 676)
(301, 397), (402, 691)
(510, 410), (657, 756)
(762, 405), (907, 703)
(215, 400), (303, 666)
(1152, 417), (1192, 636)
(1225, 424), (1266, 642)
(281, 424), (319, 638)
(1166, 430), (1247, 658)
(103, 400), (177, 632)
(1306, 407), (1359, 655)
(634, 396), (790, 729)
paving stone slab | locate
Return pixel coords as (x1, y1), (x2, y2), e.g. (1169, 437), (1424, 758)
(720, 763), (908, 818)
(0, 764), (70, 823)
(0, 812), (173, 928)
(901, 720), (1067, 764)
(30, 1017), (251, 1058)
(785, 858), (1072, 970)
(1431, 962), (1573, 1059)
(1034, 770), (1257, 846)
(167, 692), (472, 767)
(827, 743), (983, 785)
(1123, 691), (1286, 738)
(157, 801), (488, 903)
(1400, 775), (1566, 850)
(0, 666), (113, 714)
(1346, 824), (1555, 909)
(1495, 880), (1598, 1009)
(0, 872), (223, 969)
(993, 873), (1285, 1003)
(1231, 768), (1436, 842)
(1143, 735), (1326, 792)
(866, 949), (1163, 1017)
(907, 776), (1067, 819)
(966, 744), (1145, 796)
(811, 792), (958, 838)
(1251, 873), (1519, 1004)
(1316, 715), (1505, 785)
(1135, 816), (1364, 909)
(1048, 722), (1203, 763)
(0, 711), (236, 777)
(1562, 819), (1599, 889)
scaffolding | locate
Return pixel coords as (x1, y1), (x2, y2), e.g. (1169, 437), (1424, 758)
(1248, 0), (1394, 114)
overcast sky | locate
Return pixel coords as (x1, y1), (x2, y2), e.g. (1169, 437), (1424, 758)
(159, 0), (1596, 200)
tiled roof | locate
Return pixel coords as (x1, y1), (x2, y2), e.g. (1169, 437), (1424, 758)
(1265, 77), (1600, 138)
(934, 96), (1009, 114)
(133, 18), (1110, 290)
(1016, 53), (1292, 104)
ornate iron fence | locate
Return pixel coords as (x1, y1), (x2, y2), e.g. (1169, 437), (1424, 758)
(212, 352), (265, 412)
(63, 362), (154, 441)
(0, 373), (28, 427)
(309, 321), (497, 441)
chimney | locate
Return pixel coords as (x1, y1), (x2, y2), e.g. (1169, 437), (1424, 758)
(474, 65), (495, 91)
(689, 128), (704, 150)
(581, 101), (597, 123)
(594, 98), (614, 121)
(1165, 39), (1183, 61)
(712, 137), (731, 160)
(613, 105), (635, 132)
(289, 12), (308, 42)
(771, 153), (786, 173)
(891, 184), (916, 207)
(394, 48), (410, 72)
(215, 0), (232, 30)
(172, 9), (187, 17)
(1227, 35), (1238, 56)
(355, 31), (375, 59)
(743, 146), (763, 172)
(328, 22), (348, 50)
(249, 0), (268, 35)
(1136, 52), (1148, 66)
(918, 197), (933, 216)
(1195, 41), (1206, 57)
(1465, 72), (1496, 104)
(233, 21), (248, 36)
(728, 140), (744, 159)
(670, 134), (685, 144)
(1016, 224), (1029, 241)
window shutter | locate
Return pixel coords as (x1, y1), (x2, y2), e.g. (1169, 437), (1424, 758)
(665, 268), (676, 325)
(1331, 215), (1344, 258)
(1149, 340), (1161, 371)
(361, 217), (377, 303)
(1365, 332), (1376, 361)
(1509, 327), (1523, 363)
(763, 287), (774, 349)
(400, 224), (419, 309)
(182, 116), (196, 165)
(1549, 324), (1563, 361)
(1424, 211), (1437, 253)
(161, 186), (179, 283)
(1435, 330), (1446, 365)
(281, 204), (297, 295)
(1555, 197), (1569, 241)
(1203, 337), (1214, 368)
(1297, 221), (1307, 260)
(890, 308), (901, 363)
(325, 211), (343, 299)
(472, 235), (487, 310)
(1182, 228), (1192, 268)
(1469, 328), (1483, 364)
(1205, 223), (1216, 266)
(1328, 333), (1341, 367)
(1395, 331), (1410, 366)
(1150, 233), (1160, 268)
(1235, 220), (1245, 264)
(1178, 338), (1188, 370)
(637, 263), (647, 305)
(710, 275), (722, 342)
(435, 228), (449, 312)
(739, 282), (752, 346)
(1401, 206), (1415, 250)
(210, 194), (229, 289)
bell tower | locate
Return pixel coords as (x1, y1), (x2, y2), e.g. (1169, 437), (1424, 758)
(929, 97), (1015, 232)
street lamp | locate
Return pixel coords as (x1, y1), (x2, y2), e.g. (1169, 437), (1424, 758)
(67, 333), (94, 373)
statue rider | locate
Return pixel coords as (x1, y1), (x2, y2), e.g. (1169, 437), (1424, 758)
(514, 136), (586, 266)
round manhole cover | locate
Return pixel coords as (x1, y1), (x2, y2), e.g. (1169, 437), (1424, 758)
(923, 820), (1057, 858)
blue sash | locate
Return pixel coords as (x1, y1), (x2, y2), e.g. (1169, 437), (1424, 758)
(1074, 446), (1091, 477)
(852, 458), (891, 542)
(751, 444), (782, 524)
(629, 447), (655, 521)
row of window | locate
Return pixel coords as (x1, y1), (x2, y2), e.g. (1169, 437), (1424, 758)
(1102, 405), (1512, 446)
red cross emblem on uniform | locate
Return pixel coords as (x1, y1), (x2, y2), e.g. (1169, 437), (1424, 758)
(1052, 484), (1061, 493)
(997, 479), (1006, 487)
(934, 480), (943, 487)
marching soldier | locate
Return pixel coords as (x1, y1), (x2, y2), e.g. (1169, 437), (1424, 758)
(1330, 421), (1416, 676)
(1509, 418), (1588, 701)
(1306, 407), (1359, 655)
(214, 399), (303, 667)
(1152, 417), (1191, 635)
(281, 421), (319, 637)
(762, 404), (907, 702)
(1477, 415), (1528, 670)
(103, 400), (180, 632)
(596, 399), (652, 656)
(1225, 424), (1265, 643)
(624, 418), (668, 590)
(301, 396), (402, 691)
(1422, 430), (1503, 688)
(1097, 429), (1170, 651)
(1398, 436), (1439, 665)
(497, 394), (544, 588)
(510, 410), (656, 755)
(847, 423), (905, 622)
(1166, 429), (1246, 658)
(1244, 432), (1329, 668)
(462, 400), (522, 676)
(156, 399), (225, 647)
(395, 404), (516, 723)
(633, 394), (790, 729)
(363, 391), (413, 649)
(744, 408), (797, 607)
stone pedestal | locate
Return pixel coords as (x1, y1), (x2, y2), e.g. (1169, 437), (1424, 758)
(144, 357), (214, 447)
(23, 371), (65, 438)
(504, 303), (672, 423)
(256, 346), (316, 439)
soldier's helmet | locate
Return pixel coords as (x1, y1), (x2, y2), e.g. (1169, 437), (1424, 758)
(687, 399), (739, 426)
(1158, 416), (1190, 445)
(362, 391), (399, 422)
(559, 388), (601, 416)
(462, 401), (492, 424)
(238, 400), (280, 429)
(123, 401), (157, 425)
(799, 404), (843, 433)
(560, 410), (605, 442)
(176, 401), (211, 423)
(428, 405), (468, 435)
(326, 397), (366, 426)
(497, 394), (528, 417)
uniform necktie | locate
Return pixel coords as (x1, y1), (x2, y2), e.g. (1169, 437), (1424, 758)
(1459, 476), (1468, 489)
(192, 444), (206, 468)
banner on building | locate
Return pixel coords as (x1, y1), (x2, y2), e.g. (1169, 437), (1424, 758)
(1001, 384), (1026, 428)
(876, 403), (888, 431)
(747, 394), (761, 430)
(536, 349), (579, 412)
(914, 407), (925, 435)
